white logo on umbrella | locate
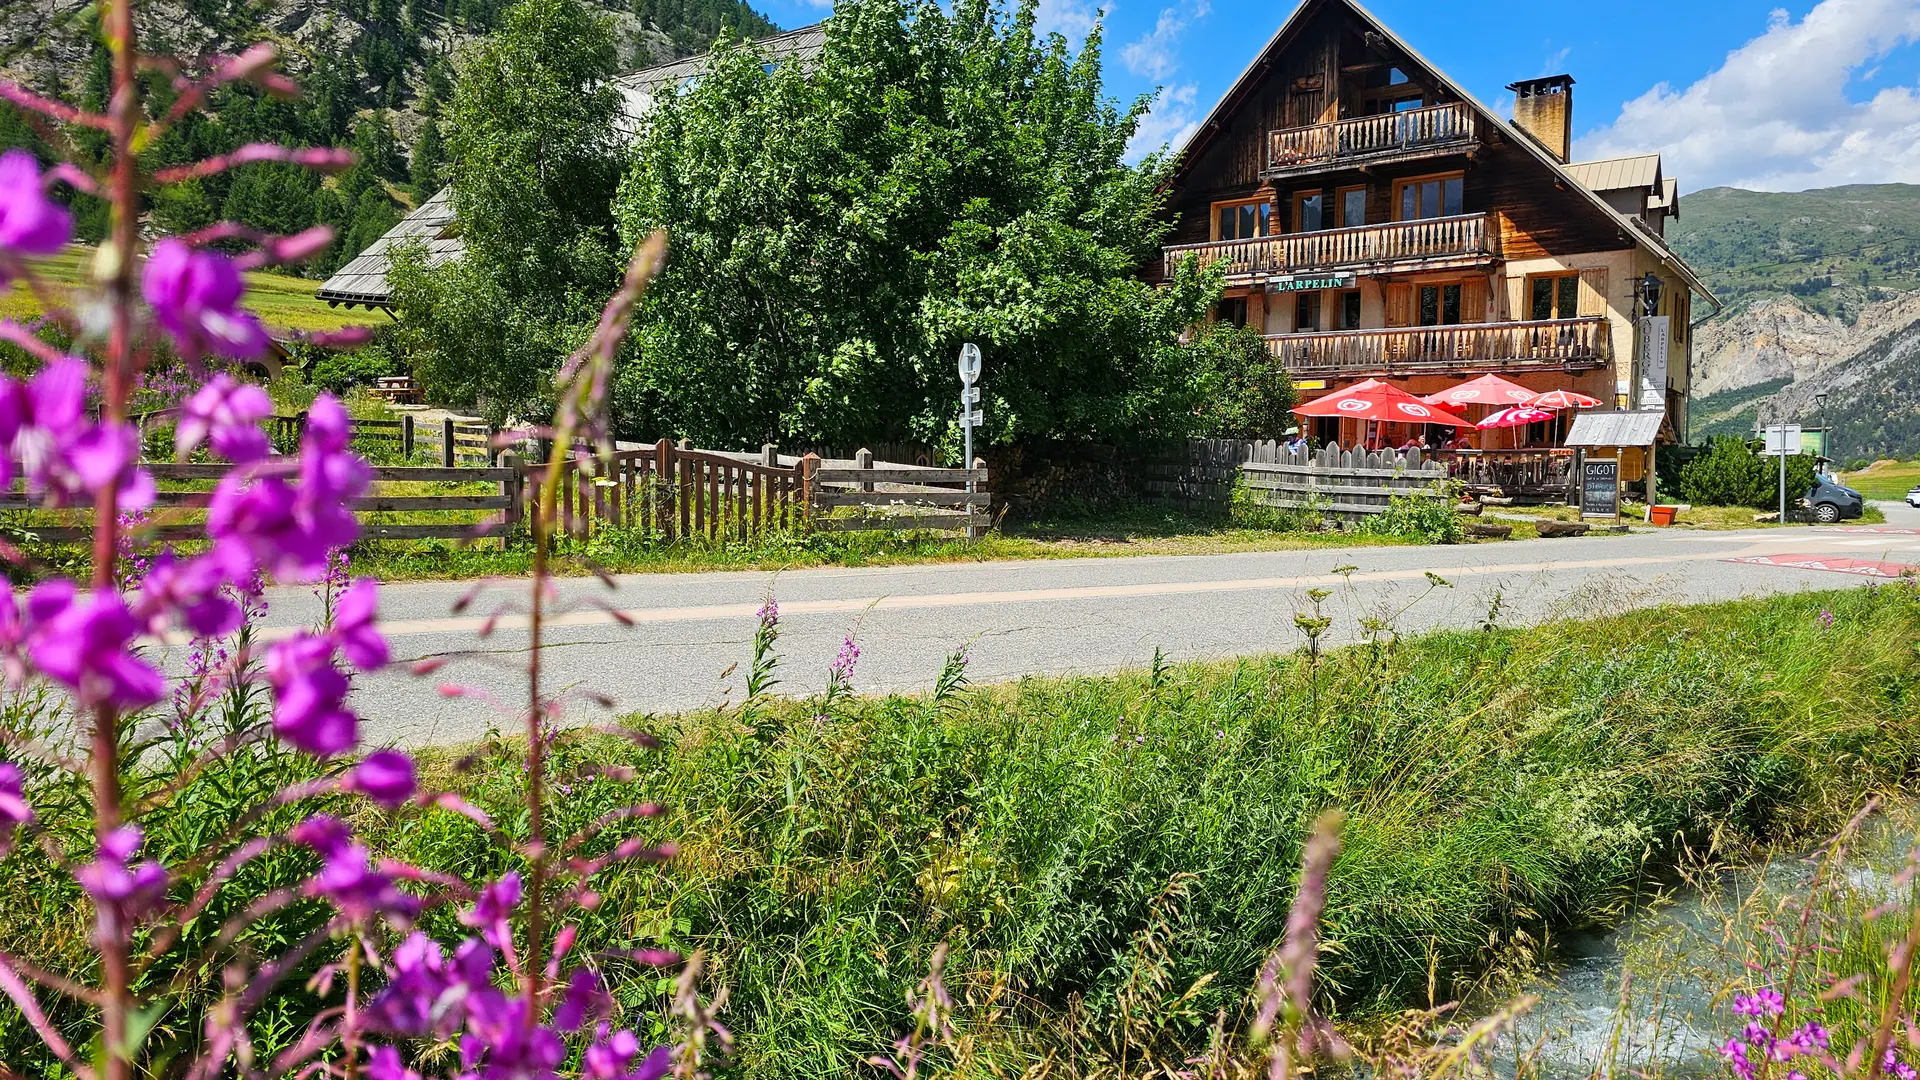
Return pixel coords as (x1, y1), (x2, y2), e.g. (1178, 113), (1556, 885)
(1452, 390), (1482, 401)
(1396, 402), (1433, 418)
(1336, 398), (1370, 412)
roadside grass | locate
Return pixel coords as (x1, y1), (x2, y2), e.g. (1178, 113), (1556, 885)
(1, 245), (363, 334)
(7, 585), (1918, 1076)
(1487, 501), (1887, 530)
(1842, 458), (1920, 501)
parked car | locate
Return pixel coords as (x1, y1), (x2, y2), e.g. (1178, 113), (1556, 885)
(1907, 484), (1920, 508)
(1804, 473), (1864, 523)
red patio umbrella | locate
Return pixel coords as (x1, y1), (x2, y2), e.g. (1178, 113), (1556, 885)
(1293, 378), (1467, 426)
(1476, 406), (1554, 429)
(1421, 374), (1538, 408)
(1523, 389), (1602, 410)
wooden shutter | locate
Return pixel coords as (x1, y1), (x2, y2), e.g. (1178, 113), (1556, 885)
(1460, 278), (1487, 323)
(1385, 283), (1413, 327)
(1576, 268), (1609, 317)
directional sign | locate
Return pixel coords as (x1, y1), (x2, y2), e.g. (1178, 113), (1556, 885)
(1763, 424), (1802, 456)
(963, 385), (981, 404)
(958, 343), (982, 386)
(959, 410), (984, 427)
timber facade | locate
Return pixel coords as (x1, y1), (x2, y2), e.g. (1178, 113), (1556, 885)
(1149, 0), (1715, 443)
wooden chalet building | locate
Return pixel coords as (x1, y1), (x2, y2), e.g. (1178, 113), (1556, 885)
(1148, 0), (1718, 449)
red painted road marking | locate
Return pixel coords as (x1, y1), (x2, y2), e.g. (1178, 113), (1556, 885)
(1829, 527), (1920, 535)
(1728, 553), (1920, 578)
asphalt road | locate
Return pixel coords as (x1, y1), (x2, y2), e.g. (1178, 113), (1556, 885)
(191, 510), (1920, 747)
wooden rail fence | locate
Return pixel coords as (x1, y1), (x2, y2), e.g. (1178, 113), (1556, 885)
(1239, 441), (1449, 516)
(1161, 212), (1492, 280)
(1262, 317), (1609, 376)
(1268, 102), (1476, 171)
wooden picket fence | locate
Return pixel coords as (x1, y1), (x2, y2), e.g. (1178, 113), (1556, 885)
(1239, 441), (1450, 516)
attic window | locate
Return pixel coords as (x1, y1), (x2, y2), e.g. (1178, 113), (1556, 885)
(1388, 67), (1409, 85)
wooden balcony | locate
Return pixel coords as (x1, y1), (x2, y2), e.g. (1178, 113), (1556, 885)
(1160, 213), (1492, 282)
(1263, 317), (1609, 377)
(1266, 102), (1477, 176)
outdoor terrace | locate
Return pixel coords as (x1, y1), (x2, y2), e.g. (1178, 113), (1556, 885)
(1265, 102), (1477, 178)
(1159, 212), (1494, 283)
(1263, 317), (1609, 377)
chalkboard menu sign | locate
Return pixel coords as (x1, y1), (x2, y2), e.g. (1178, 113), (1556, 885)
(1581, 459), (1620, 518)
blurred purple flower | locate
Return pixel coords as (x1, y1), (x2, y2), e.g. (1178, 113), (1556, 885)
(0, 761), (30, 855)
(830, 635), (860, 683)
(553, 966), (612, 1031)
(334, 578), (388, 670)
(265, 632), (358, 756)
(176, 373), (272, 462)
(460, 872), (522, 950)
(133, 552), (242, 638)
(366, 1046), (422, 1080)
(207, 394), (368, 583)
(458, 989), (565, 1080)
(349, 750), (415, 808)
(367, 932), (493, 1038)
(1888, 1049), (1918, 1080)
(10, 361), (153, 510)
(756, 597), (778, 630)
(26, 581), (164, 710)
(74, 825), (169, 916)
(584, 1027), (670, 1080)
(1733, 989), (1784, 1019)
(289, 814), (351, 858)
(305, 840), (418, 924)
(141, 239), (268, 360)
(0, 149), (73, 277)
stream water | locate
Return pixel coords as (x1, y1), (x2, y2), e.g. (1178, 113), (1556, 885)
(1489, 814), (1919, 1078)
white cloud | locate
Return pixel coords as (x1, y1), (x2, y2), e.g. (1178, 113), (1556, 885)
(1536, 46), (1571, 78)
(1121, 0), (1209, 81)
(1035, 0), (1102, 44)
(1576, 0), (1920, 191)
(1126, 82), (1200, 161)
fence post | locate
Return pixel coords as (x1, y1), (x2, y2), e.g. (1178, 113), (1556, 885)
(761, 443), (776, 467)
(967, 456), (989, 541)
(402, 414), (415, 460)
(442, 417), (456, 469)
(799, 453), (820, 530)
(856, 447), (873, 492)
(499, 451), (522, 550)
(655, 438), (676, 542)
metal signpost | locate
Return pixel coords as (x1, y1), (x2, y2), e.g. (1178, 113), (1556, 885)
(1763, 424), (1801, 522)
(1580, 458), (1620, 521)
(958, 343), (982, 494)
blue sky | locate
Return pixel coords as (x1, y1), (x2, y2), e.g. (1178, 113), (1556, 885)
(744, 0), (1920, 193)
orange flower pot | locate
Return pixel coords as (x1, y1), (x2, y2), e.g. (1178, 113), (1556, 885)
(1648, 505), (1679, 527)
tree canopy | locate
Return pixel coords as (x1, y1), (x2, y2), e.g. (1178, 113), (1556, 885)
(611, 0), (1219, 454)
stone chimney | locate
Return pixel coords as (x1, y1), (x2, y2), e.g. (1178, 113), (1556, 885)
(1506, 75), (1574, 163)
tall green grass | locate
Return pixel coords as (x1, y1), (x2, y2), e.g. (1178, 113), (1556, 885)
(3, 586), (1917, 1076)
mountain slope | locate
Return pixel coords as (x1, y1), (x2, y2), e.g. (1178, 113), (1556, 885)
(1669, 185), (1920, 460)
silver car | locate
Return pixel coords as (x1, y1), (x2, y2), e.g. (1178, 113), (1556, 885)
(1907, 484), (1920, 508)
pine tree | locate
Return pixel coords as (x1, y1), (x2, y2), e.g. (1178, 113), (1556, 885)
(410, 118), (445, 200)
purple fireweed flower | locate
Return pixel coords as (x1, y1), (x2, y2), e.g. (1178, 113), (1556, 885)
(290, 815), (352, 858)
(367, 1046), (422, 1080)
(1791, 1022), (1830, 1052)
(0, 150), (73, 276)
(554, 967), (612, 1031)
(26, 582), (164, 710)
(461, 872), (522, 951)
(74, 825), (169, 917)
(583, 1027), (671, 1080)
(458, 989), (566, 1080)
(366, 932), (493, 1037)
(756, 597), (778, 629)
(176, 373), (272, 462)
(348, 750), (415, 808)
(830, 635), (860, 682)
(141, 238), (268, 360)
(1888, 1049), (1919, 1080)
(133, 552), (242, 639)
(0, 761), (30, 855)
(306, 842), (419, 924)
(333, 578), (388, 670)
(1734, 989), (1785, 1019)
(1722, 1039), (1757, 1080)
(265, 632), (358, 756)
(207, 394), (368, 583)
(9, 361), (154, 510)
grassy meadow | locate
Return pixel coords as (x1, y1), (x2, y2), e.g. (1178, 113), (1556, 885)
(5, 584), (1919, 1076)
(1843, 458), (1920, 501)
(1, 245), (365, 334)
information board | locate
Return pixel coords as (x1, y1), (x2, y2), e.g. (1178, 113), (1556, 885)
(1581, 458), (1620, 519)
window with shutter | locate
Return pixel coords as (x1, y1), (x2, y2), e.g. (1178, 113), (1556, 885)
(1385, 283), (1413, 327)
(1460, 278), (1487, 323)
(1577, 268), (1609, 317)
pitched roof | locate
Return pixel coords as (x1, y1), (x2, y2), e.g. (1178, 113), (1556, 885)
(1565, 410), (1666, 447)
(1564, 153), (1662, 193)
(318, 24), (825, 309)
(1166, 0), (1718, 315)
(316, 186), (459, 308)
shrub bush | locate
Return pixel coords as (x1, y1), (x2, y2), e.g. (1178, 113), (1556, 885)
(1355, 481), (1464, 543)
(1679, 435), (1817, 509)
(1189, 322), (1298, 440)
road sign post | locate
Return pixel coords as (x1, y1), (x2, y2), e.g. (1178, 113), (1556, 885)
(1763, 424), (1802, 522)
(958, 343), (983, 497)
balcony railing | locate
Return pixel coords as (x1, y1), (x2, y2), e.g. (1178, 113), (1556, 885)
(1161, 213), (1492, 281)
(1268, 102), (1477, 173)
(1263, 317), (1609, 376)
